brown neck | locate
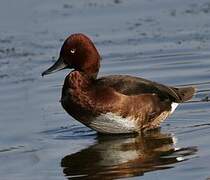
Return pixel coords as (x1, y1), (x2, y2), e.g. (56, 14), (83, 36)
(82, 62), (100, 79)
(75, 39), (101, 79)
(62, 71), (93, 95)
(75, 55), (100, 79)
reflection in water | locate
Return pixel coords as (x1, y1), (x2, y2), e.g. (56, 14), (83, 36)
(61, 130), (197, 179)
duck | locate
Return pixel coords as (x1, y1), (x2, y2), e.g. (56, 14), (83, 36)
(42, 33), (195, 134)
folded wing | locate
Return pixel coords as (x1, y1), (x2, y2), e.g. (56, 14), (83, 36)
(96, 75), (195, 103)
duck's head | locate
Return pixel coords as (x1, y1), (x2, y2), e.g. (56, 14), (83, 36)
(42, 33), (101, 79)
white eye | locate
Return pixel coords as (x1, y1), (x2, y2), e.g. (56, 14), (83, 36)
(70, 49), (76, 54)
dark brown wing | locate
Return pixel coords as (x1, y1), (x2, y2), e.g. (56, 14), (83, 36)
(96, 75), (195, 103)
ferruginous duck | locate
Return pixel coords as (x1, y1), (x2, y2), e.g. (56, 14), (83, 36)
(42, 33), (195, 134)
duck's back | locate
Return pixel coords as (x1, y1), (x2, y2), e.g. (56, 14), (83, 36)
(96, 75), (195, 103)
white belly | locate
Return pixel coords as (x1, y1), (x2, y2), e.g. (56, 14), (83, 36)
(89, 102), (178, 134)
(89, 112), (137, 134)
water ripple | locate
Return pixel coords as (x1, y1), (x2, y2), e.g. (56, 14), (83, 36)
(41, 125), (97, 140)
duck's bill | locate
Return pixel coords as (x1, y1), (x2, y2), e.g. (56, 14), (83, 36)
(42, 57), (68, 76)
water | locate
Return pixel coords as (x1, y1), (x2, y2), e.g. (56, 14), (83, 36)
(0, 0), (210, 179)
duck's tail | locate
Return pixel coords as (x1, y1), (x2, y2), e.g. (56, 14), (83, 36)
(172, 86), (196, 103)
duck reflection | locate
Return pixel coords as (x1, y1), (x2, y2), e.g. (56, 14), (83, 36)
(61, 129), (197, 179)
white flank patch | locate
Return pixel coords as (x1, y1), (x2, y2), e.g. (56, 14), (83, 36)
(90, 112), (137, 134)
(170, 102), (179, 114)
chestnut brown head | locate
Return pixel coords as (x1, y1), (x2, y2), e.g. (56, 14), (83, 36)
(42, 33), (101, 79)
